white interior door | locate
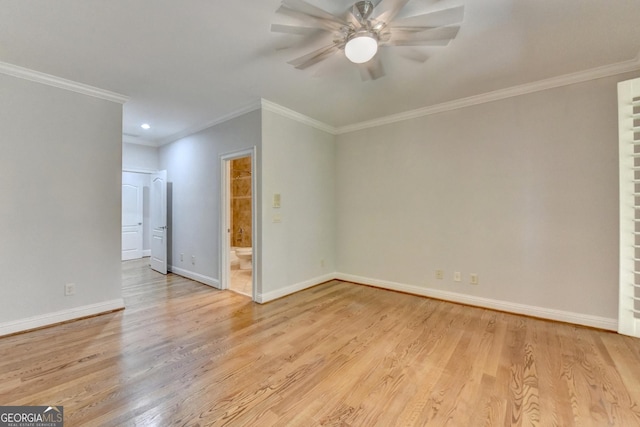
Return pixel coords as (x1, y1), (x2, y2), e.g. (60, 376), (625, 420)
(122, 172), (143, 261)
(150, 170), (168, 274)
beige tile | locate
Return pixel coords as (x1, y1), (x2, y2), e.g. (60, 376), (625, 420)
(230, 267), (252, 297)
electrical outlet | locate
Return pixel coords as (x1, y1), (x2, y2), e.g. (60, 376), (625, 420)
(436, 270), (444, 280)
(191, 255), (196, 265)
(454, 272), (461, 282)
(65, 283), (76, 296)
(180, 253), (184, 262)
(470, 274), (479, 285)
(320, 259), (325, 268)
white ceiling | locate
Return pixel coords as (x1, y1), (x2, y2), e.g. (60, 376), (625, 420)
(1, 0), (640, 145)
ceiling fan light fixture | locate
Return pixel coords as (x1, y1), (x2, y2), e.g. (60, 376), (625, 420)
(272, 0), (464, 79)
(345, 32), (378, 64)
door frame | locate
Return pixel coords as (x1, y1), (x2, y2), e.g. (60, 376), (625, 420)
(220, 147), (257, 300)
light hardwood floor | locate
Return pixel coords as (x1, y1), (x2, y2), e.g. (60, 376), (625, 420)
(1, 259), (640, 426)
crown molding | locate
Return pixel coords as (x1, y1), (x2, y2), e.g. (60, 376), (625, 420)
(156, 101), (262, 146)
(261, 99), (338, 135)
(0, 61), (129, 104)
(337, 55), (640, 134)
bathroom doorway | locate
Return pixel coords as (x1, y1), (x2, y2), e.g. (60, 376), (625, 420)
(220, 148), (256, 299)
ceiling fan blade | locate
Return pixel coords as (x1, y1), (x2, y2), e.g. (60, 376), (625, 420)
(287, 43), (341, 69)
(391, 5), (464, 28)
(272, 23), (333, 52)
(384, 39), (452, 47)
(382, 47), (430, 63)
(276, 5), (344, 32)
(383, 26), (460, 46)
(271, 24), (325, 36)
(358, 56), (385, 81)
(281, 0), (347, 25)
(374, 0), (411, 24)
(310, 52), (350, 79)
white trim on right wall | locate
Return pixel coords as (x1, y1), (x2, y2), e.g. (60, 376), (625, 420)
(337, 54), (640, 134)
(261, 99), (337, 135)
(336, 273), (617, 331)
(257, 273), (336, 304)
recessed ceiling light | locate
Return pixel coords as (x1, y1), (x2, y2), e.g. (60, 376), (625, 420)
(141, 123), (151, 130)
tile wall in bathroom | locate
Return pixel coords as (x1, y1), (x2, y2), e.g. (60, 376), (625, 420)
(231, 157), (252, 247)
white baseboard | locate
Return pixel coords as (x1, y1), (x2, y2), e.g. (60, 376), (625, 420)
(142, 250), (151, 257)
(257, 273), (336, 303)
(0, 299), (125, 337)
(620, 318), (640, 337)
(168, 265), (220, 289)
(335, 273), (618, 331)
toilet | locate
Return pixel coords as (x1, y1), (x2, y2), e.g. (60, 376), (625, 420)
(235, 247), (252, 270)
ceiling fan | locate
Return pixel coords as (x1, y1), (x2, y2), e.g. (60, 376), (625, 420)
(271, 0), (464, 80)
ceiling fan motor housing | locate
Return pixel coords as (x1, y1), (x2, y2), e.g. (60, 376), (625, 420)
(354, 1), (375, 23)
(347, 1), (388, 47)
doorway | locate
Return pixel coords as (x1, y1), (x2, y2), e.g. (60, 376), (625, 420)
(220, 148), (256, 299)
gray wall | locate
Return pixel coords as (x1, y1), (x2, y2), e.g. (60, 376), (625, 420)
(1, 62), (630, 333)
(0, 73), (123, 327)
(158, 106), (336, 301)
(261, 109), (336, 299)
(336, 72), (640, 320)
(159, 110), (261, 285)
(123, 142), (159, 172)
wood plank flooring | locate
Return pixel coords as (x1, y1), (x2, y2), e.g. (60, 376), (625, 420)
(1, 259), (640, 426)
